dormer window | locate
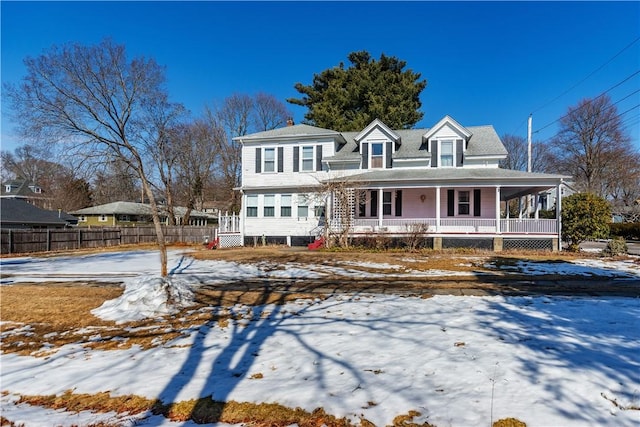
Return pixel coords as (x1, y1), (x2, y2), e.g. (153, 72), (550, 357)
(441, 140), (454, 167)
(5, 185), (11, 192)
(371, 143), (384, 168)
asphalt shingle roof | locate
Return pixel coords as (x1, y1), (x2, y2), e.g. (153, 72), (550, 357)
(0, 199), (75, 226)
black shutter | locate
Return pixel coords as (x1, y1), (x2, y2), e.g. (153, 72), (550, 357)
(370, 190), (378, 217)
(293, 146), (299, 172)
(277, 147), (284, 172)
(456, 139), (464, 167)
(255, 147), (261, 173)
(362, 143), (369, 169)
(474, 189), (481, 217)
(431, 140), (438, 167)
(447, 189), (455, 216)
(316, 145), (323, 171)
(395, 190), (403, 216)
(386, 141), (393, 168)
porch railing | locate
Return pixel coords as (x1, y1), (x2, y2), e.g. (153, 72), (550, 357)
(330, 218), (557, 234)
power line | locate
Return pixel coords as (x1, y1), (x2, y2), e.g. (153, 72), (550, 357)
(531, 36), (640, 114)
(533, 69), (640, 135)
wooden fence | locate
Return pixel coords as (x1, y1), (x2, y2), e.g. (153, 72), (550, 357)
(0, 226), (216, 255)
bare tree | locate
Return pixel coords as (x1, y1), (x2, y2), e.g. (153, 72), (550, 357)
(549, 95), (634, 196)
(167, 119), (221, 224)
(4, 39), (182, 277)
(499, 134), (553, 173)
(253, 92), (290, 131)
(205, 93), (290, 211)
(92, 158), (141, 205)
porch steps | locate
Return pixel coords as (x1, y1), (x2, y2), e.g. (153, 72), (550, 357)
(307, 237), (325, 250)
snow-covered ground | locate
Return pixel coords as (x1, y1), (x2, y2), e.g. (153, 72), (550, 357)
(1, 249), (639, 426)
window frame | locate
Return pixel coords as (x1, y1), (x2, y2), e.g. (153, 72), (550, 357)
(458, 190), (470, 215)
(263, 194), (275, 217)
(98, 214), (108, 222)
(382, 191), (392, 215)
(246, 195), (258, 217)
(263, 147), (276, 173)
(280, 194), (292, 217)
(301, 146), (314, 172)
(370, 142), (384, 169)
(440, 140), (454, 167)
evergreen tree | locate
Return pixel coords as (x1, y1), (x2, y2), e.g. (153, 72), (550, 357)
(288, 51), (427, 131)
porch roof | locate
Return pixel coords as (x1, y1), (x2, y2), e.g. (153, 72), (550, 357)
(326, 168), (569, 199)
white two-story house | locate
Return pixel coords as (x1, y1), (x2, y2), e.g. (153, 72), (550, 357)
(234, 116), (569, 250)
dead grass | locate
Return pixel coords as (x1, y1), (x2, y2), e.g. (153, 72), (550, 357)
(0, 284), (321, 356)
(11, 390), (457, 426)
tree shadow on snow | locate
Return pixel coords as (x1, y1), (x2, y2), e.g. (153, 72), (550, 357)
(473, 294), (640, 424)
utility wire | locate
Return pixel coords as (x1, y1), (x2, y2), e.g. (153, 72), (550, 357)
(531, 36), (640, 114)
(533, 70), (640, 134)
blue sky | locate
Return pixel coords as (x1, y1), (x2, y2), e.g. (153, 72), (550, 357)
(2, 1), (639, 154)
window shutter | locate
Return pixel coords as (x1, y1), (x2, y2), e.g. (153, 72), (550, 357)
(431, 140), (438, 167)
(255, 147), (261, 173)
(316, 145), (323, 171)
(370, 190), (378, 217)
(447, 189), (455, 216)
(395, 190), (403, 216)
(456, 139), (464, 167)
(474, 189), (481, 216)
(362, 143), (369, 169)
(277, 147), (284, 173)
(293, 146), (299, 172)
(386, 141), (393, 168)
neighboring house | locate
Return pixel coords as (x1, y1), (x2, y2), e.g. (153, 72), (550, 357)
(1, 179), (51, 209)
(72, 201), (216, 226)
(234, 116), (570, 250)
(0, 198), (77, 229)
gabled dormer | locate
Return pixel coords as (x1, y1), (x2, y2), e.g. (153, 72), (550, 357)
(423, 115), (472, 168)
(356, 119), (400, 170)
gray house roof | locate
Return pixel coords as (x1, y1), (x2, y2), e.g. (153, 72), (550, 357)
(234, 124), (342, 142)
(1, 199), (76, 228)
(72, 201), (216, 219)
(324, 124), (507, 162)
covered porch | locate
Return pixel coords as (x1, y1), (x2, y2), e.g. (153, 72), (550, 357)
(326, 180), (565, 245)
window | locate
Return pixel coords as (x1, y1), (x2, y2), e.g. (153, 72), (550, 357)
(263, 195), (275, 217)
(302, 146), (314, 171)
(118, 215), (131, 222)
(246, 195), (258, 217)
(371, 143), (384, 168)
(264, 148), (275, 172)
(78, 215), (87, 222)
(281, 195), (292, 217)
(458, 191), (470, 215)
(441, 140), (454, 167)
(297, 205), (308, 218)
(5, 185), (11, 192)
(98, 214), (108, 222)
(383, 191), (392, 215)
(314, 206), (325, 218)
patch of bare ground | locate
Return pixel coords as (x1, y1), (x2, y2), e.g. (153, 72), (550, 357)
(0, 284), (321, 356)
(11, 389), (446, 426)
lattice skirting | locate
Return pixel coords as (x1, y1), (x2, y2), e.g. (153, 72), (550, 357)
(219, 233), (243, 248)
(503, 238), (553, 251)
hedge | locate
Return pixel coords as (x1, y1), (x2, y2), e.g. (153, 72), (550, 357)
(609, 222), (640, 240)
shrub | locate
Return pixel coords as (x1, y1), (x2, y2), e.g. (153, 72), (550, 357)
(561, 193), (611, 252)
(603, 237), (628, 256)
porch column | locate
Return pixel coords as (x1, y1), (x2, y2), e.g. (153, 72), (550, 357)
(495, 186), (501, 234)
(435, 186), (441, 232)
(556, 183), (563, 249)
(378, 188), (383, 228)
(534, 193), (540, 219)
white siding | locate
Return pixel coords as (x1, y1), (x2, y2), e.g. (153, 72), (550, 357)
(242, 137), (336, 189)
